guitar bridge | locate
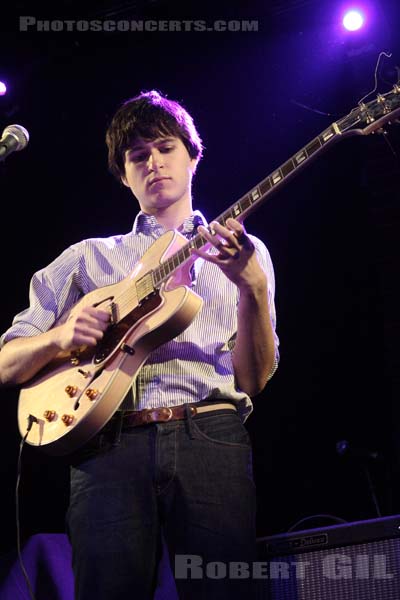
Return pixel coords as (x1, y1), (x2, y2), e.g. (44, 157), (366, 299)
(109, 302), (118, 325)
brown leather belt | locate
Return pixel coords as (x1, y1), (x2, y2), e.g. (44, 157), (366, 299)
(117, 402), (237, 428)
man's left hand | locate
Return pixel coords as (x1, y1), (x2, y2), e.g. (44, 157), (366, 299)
(193, 218), (267, 292)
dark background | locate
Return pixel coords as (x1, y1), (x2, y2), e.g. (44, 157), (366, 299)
(1, 0), (400, 556)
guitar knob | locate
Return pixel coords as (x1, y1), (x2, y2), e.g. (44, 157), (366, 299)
(61, 414), (74, 426)
(65, 385), (78, 397)
(44, 410), (56, 422)
(85, 388), (99, 400)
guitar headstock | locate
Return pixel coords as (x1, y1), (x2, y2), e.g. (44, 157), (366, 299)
(338, 84), (400, 136)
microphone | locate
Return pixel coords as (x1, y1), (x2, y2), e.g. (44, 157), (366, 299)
(0, 124), (29, 162)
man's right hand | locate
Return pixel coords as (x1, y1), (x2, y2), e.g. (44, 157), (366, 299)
(0, 305), (110, 386)
(54, 305), (111, 352)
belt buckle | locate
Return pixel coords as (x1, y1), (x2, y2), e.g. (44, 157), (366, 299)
(148, 407), (173, 423)
(162, 407), (173, 422)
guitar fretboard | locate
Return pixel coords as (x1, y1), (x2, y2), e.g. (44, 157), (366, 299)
(152, 122), (342, 288)
(152, 83), (400, 289)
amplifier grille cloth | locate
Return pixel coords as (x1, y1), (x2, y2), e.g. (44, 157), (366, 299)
(261, 538), (400, 599)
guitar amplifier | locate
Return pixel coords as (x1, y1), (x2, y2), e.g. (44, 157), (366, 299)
(256, 514), (400, 599)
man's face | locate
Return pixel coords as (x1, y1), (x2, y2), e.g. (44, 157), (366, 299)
(122, 136), (198, 215)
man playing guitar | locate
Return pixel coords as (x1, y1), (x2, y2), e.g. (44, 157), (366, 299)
(0, 90), (279, 599)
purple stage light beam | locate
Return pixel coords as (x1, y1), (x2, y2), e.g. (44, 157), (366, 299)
(0, 81), (7, 96)
(343, 9), (365, 31)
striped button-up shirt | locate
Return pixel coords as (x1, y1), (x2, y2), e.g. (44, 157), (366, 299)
(0, 211), (279, 420)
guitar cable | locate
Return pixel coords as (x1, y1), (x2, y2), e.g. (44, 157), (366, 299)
(15, 416), (38, 600)
(356, 50), (393, 107)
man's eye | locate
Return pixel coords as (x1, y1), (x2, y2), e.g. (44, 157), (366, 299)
(160, 146), (173, 153)
(132, 153), (147, 162)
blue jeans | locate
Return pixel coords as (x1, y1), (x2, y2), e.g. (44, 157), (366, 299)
(66, 406), (257, 599)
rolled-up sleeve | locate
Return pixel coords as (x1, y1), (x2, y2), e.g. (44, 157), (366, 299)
(0, 245), (82, 348)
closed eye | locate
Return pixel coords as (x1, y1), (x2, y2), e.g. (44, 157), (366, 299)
(159, 145), (174, 153)
(127, 142), (175, 162)
(131, 153), (147, 162)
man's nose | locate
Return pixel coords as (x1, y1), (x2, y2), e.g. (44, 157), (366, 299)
(147, 150), (163, 171)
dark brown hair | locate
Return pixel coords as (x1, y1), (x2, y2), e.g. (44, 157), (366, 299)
(106, 90), (203, 180)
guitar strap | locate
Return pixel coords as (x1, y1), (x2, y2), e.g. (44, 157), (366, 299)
(181, 213), (206, 287)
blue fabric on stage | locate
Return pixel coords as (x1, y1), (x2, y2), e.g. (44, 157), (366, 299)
(0, 533), (178, 599)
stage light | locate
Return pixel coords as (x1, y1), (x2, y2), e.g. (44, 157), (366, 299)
(343, 9), (365, 31)
(0, 81), (7, 96)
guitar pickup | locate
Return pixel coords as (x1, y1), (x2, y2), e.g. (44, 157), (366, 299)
(136, 273), (155, 304)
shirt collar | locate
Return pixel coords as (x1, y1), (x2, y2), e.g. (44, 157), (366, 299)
(132, 210), (208, 238)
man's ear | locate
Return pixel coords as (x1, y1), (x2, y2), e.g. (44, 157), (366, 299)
(190, 157), (200, 175)
(121, 175), (129, 187)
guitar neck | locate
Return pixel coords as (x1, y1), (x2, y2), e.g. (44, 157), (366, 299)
(152, 121), (343, 288)
(152, 83), (400, 288)
(213, 122), (344, 225)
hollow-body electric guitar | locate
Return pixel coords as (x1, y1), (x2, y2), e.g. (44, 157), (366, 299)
(18, 86), (400, 454)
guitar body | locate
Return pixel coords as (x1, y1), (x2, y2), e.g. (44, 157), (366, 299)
(18, 230), (203, 455)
